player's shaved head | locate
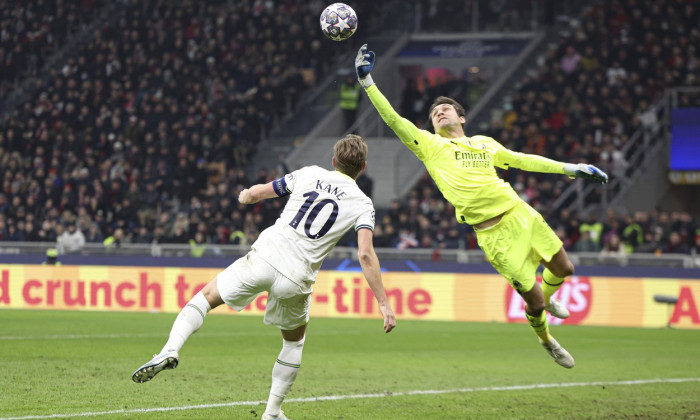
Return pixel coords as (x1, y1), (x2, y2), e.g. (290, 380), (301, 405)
(333, 134), (367, 179)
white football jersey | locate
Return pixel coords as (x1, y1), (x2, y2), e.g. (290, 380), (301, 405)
(252, 165), (375, 284)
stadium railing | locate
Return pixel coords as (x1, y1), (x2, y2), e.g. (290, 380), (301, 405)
(552, 89), (671, 216)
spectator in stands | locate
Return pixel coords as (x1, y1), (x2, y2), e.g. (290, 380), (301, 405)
(24, 218), (41, 241)
(635, 231), (662, 254)
(133, 226), (154, 244)
(606, 60), (628, 87)
(690, 232), (700, 256)
(85, 223), (104, 243)
(103, 228), (126, 250)
(4, 223), (24, 241)
(574, 230), (600, 253)
(636, 99), (658, 132)
(621, 213), (644, 253)
(601, 233), (626, 257)
(579, 214), (603, 245)
(339, 75), (361, 131)
(664, 232), (689, 254)
(651, 211), (673, 245)
(189, 232), (207, 257)
(579, 46), (599, 73)
(599, 232), (627, 266)
(560, 46), (581, 76)
(57, 223), (86, 253)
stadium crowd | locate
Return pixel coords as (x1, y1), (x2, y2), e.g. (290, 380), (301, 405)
(0, 0), (372, 248)
(1, 0), (699, 257)
(1, 0), (105, 99)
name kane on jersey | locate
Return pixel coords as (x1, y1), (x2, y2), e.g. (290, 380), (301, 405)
(314, 180), (348, 200)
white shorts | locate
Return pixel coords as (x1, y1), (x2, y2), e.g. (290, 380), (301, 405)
(216, 250), (312, 330)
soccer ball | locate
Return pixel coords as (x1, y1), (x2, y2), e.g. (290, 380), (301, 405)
(320, 3), (358, 41)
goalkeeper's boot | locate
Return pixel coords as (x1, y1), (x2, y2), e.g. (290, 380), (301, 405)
(539, 337), (574, 368)
(131, 350), (179, 383)
(262, 410), (291, 420)
(545, 299), (570, 319)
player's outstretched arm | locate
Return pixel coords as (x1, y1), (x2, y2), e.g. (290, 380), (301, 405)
(238, 182), (278, 204)
(357, 228), (396, 333)
(496, 148), (609, 184)
(355, 44), (420, 145)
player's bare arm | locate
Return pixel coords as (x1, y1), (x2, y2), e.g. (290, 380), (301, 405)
(357, 228), (396, 333)
(238, 182), (278, 204)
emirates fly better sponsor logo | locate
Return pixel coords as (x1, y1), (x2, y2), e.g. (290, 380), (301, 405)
(505, 276), (592, 325)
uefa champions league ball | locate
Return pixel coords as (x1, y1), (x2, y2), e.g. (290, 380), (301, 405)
(320, 3), (358, 41)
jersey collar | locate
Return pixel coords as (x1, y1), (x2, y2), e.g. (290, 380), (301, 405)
(448, 136), (474, 148)
(334, 170), (357, 182)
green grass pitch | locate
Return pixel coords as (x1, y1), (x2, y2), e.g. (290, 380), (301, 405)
(1, 309), (699, 419)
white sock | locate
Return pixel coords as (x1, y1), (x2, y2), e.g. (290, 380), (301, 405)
(160, 291), (211, 353)
(264, 337), (305, 416)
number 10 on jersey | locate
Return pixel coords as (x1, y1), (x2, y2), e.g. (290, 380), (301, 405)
(289, 191), (339, 239)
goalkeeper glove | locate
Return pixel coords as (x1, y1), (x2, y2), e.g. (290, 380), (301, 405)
(355, 44), (375, 88)
(563, 163), (609, 184)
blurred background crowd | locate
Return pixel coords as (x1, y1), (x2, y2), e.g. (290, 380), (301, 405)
(1, 0), (699, 257)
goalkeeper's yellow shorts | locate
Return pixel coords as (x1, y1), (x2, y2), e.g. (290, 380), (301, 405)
(475, 200), (562, 293)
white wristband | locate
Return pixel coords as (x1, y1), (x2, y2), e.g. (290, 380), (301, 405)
(359, 74), (374, 88)
(563, 163), (578, 175)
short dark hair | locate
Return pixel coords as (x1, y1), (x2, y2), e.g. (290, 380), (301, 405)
(333, 134), (367, 179)
(428, 96), (466, 120)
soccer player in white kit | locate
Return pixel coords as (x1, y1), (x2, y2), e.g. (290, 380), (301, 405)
(132, 134), (396, 420)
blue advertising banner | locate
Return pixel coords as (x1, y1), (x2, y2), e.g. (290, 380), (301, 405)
(670, 108), (700, 171)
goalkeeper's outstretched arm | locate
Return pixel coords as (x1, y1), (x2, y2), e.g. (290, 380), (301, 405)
(497, 148), (609, 184)
(355, 44), (420, 145)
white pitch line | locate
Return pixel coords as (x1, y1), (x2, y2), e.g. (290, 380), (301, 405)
(1, 377), (698, 420)
(0, 332), (273, 341)
(0, 330), (362, 341)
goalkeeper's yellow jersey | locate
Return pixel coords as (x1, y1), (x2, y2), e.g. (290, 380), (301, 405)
(365, 84), (567, 225)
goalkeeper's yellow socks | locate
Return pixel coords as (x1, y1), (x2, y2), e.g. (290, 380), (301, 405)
(542, 268), (565, 305)
(525, 310), (551, 343)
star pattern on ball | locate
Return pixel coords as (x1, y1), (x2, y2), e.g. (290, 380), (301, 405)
(335, 17), (350, 32)
(320, 19), (331, 33)
(319, 3), (357, 41)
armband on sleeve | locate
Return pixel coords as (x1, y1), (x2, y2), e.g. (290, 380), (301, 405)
(272, 176), (290, 197)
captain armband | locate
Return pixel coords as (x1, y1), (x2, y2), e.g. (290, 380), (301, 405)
(272, 176), (291, 197)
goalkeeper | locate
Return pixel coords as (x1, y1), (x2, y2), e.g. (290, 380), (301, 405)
(355, 44), (608, 368)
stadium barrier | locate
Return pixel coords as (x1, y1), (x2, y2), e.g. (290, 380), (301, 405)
(1, 264), (699, 329)
(1, 242), (700, 268)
